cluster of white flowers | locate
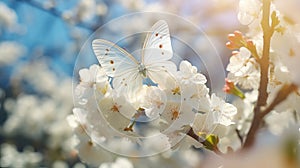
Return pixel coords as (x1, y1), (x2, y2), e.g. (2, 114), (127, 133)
(235, 0), (300, 87)
(227, 46), (260, 89)
(1, 60), (79, 166)
(226, 0), (300, 120)
(62, 0), (107, 24)
(221, 0), (300, 138)
(70, 56), (237, 163)
(0, 143), (42, 168)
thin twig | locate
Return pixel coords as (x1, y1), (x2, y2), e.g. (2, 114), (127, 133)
(187, 127), (202, 142)
(261, 84), (298, 117)
(187, 128), (224, 156)
(235, 128), (243, 145)
(15, 0), (98, 31)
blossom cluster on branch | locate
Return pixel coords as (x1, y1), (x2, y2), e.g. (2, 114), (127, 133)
(70, 59), (237, 161)
(69, 0), (300, 167)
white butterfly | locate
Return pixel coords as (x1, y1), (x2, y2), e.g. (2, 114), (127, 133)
(92, 20), (176, 97)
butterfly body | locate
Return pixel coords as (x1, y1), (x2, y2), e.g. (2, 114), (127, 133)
(137, 63), (147, 78)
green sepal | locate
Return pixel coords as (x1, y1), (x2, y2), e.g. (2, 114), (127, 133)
(202, 134), (220, 151)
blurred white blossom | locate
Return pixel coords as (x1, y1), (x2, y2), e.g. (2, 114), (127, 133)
(237, 0), (262, 25)
(0, 41), (25, 65)
(0, 2), (17, 32)
(204, 126), (300, 168)
(0, 143), (42, 168)
(76, 0), (97, 22)
(271, 26), (300, 85)
(99, 157), (134, 168)
(274, 0), (300, 24)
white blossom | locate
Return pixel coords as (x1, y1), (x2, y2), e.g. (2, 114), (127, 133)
(142, 86), (167, 119)
(176, 60), (207, 85)
(237, 0), (262, 25)
(68, 114), (114, 166)
(271, 27), (300, 85)
(0, 144), (42, 168)
(75, 64), (110, 106)
(181, 83), (210, 113)
(209, 94), (237, 126)
(227, 47), (260, 89)
(226, 47), (252, 73)
(228, 62), (260, 89)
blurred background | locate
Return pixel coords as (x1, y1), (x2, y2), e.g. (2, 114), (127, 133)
(0, 0), (242, 167)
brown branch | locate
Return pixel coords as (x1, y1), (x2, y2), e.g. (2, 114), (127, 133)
(243, 111), (263, 149)
(244, 84), (297, 149)
(261, 84), (298, 117)
(243, 0), (272, 149)
(256, 0), (273, 107)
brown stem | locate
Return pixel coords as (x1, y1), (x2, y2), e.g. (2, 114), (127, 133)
(187, 128), (224, 156)
(256, 0), (273, 107)
(243, 0), (272, 149)
(243, 111), (263, 149)
(187, 127), (202, 142)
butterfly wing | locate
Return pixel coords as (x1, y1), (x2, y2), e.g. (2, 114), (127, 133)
(92, 39), (142, 95)
(112, 68), (144, 101)
(92, 39), (138, 77)
(142, 20), (173, 64)
(142, 20), (177, 88)
(146, 57), (177, 89)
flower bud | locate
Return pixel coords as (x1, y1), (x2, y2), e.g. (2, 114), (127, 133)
(223, 79), (245, 99)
